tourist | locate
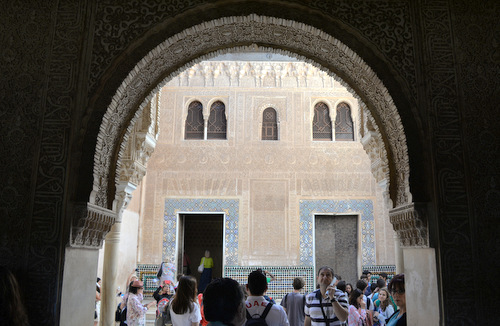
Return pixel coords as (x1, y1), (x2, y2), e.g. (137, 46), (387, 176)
(355, 279), (374, 325)
(379, 273), (388, 286)
(198, 250), (213, 293)
(304, 266), (348, 326)
(169, 275), (202, 326)
(126, 280), (156, 326)
(336, 280), (346, 294)
(385, 274), (406, 326)
(153, 280), (173, 303)
(373, 288), (394, 326)
(246, 270), (289, 326)
(203, 278), (246, 326)
(280, 277), (306, 326)
(347, 289), (367, 326)
(346, 283), (353, 297)
(95, 277), (101, 326)
(362, 271), (372, 296)
(0, 266), (29, 326)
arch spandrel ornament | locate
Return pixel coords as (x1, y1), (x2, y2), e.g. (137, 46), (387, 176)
(91, 14), (422, 247)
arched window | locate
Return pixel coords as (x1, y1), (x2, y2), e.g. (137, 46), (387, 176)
(262, 107), (278, 140)
(335, 102), (354, 141)
(312, 102), (332, 140)
(207, 101), (227, 139)
(185, 101), (204, 139)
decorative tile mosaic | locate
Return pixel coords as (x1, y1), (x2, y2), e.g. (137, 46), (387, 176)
(299, 199), (375, 266)
(225, 266), (315, 300)
(163, 198), (239, 265)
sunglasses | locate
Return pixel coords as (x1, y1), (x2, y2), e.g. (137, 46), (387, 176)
(391, 289), (405, 295)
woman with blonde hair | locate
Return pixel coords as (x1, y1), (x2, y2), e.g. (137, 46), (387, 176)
(169, 275), (202, 326)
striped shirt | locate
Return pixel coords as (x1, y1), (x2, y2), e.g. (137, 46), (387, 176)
(304, 289), (348, 326)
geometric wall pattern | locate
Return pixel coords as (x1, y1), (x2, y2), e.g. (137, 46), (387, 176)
(299, 199), (375, 266)
(163, 198), (239, 265)
(163, 198), (374, 269)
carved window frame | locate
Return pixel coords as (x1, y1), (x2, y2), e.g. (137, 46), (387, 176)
(207, 100), (227, 140)
(262, 107), (278, 141)
(312, 102), (333, 141)
(184, 100), (204, 140)
(335, 102), (355, 141)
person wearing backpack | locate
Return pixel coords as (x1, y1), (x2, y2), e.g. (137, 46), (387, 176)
(245, 270), (289, 326)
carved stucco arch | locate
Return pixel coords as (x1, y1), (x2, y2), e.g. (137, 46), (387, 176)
(91, 15), (425, 247)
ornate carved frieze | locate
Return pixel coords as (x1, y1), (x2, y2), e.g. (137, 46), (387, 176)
(70, 202), (116, 249)
(360, 105), (391, 192)
(168, 61), (336, 89)
(113, 95), (159, 213)
(93, 15), (411, 211)
(389, 202), (428, 247)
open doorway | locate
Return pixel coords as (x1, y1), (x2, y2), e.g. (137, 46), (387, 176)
(177, 213), (224, 288)
(315, 214), (359, 285)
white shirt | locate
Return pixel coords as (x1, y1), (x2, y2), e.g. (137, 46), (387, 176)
(169, 301), (202, 326)
(246, 295), (289, 326)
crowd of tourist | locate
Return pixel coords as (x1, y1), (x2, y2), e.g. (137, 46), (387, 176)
(108, 265), (406, 326)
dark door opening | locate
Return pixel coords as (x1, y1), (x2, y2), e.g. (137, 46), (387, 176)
(315, 214), (358, 285)
(178, 213), (224, 288)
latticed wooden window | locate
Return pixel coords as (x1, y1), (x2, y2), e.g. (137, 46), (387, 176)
(312, 102), (332, 140)
(335, 102), (354, 141)
(207, 101), (227, 139)
(185, 101), (204, 139)
(262, 107), (278, 140)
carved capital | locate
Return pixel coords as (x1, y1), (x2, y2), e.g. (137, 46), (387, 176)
(389, 202), (428, 248)
(70, 202), (116, 249)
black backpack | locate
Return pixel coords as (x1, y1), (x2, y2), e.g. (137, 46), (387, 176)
(114, 302), (127, 325)
(246, 303), (273, 326)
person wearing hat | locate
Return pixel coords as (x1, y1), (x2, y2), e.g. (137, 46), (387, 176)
(153, 280), (173, 303)
(127, 280), (156, 326)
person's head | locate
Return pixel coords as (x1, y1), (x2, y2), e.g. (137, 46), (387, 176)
(161, 280), (172, 294)
(172, 275), (198, 314)
(356, 279), (368, 292)
(203, 278), (245, 326)
(316, 266), (334, 287)
(360, 274), (368, 282)
(388, 273), (405, 309)
(205, 250), (210, 257)
(247, 270), (267, 296)
(378, 287), (391, 310)
(0, 266), (29, 326)
(336, 280), (346, 293)
(370, 282), (377, 293)
(97, 277), (101, 284)
(363, 270), (372, 281)
(346, 283), (353, 294)
(129, 280), (144, 294)
(349, 288), (364, 308)
(293, 277), (305, 290)
(380, 272), (388, 281)
(376, 278), (385, 289)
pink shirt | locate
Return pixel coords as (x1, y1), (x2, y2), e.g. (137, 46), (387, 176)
(348, 305), (366, 326)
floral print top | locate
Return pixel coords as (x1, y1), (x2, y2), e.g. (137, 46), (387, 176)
(348, 305), (367, 326)
(127, 293), (148, 326)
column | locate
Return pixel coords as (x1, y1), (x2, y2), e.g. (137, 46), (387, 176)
(100, 221), (122, 326)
